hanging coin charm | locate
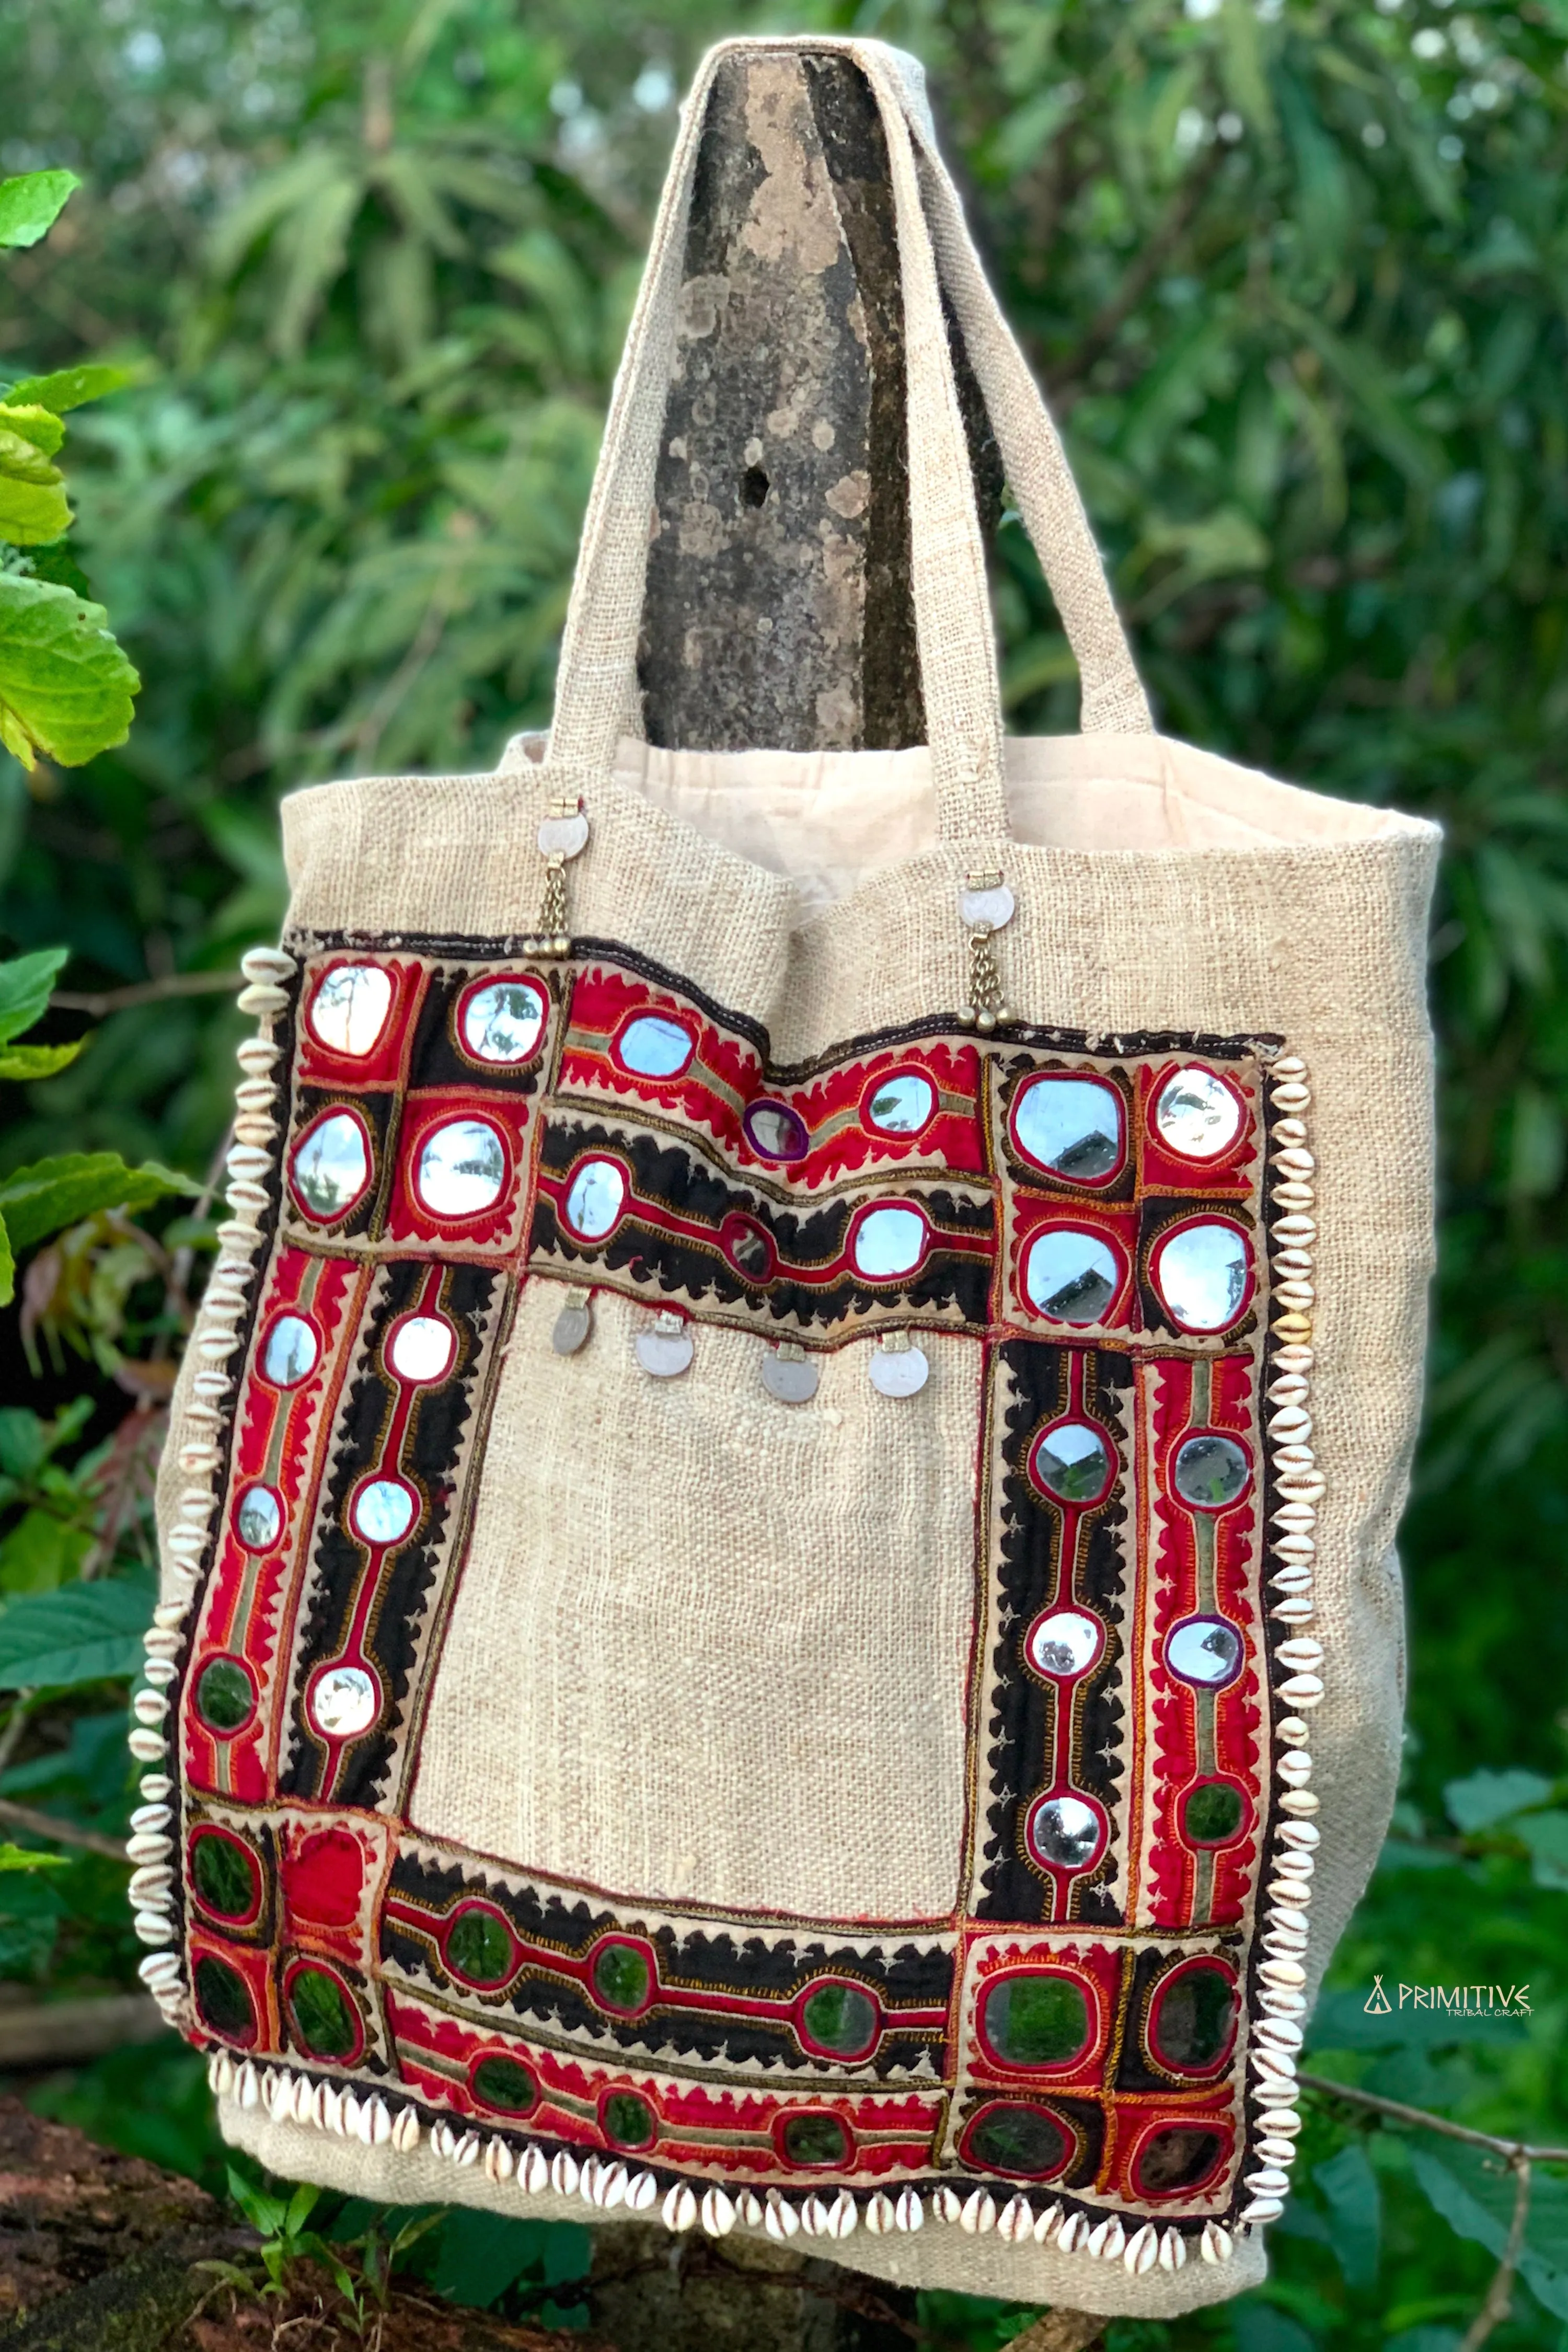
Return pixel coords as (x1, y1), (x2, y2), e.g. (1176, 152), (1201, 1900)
(869, 1331), (930, 1398)
(551, 1295), (592, 1356)
(523, 795), (590, 956)
(761, 1341), (820, 1405)
(955, 872), (1013, 1034)
(636, 1310), (694, 1379)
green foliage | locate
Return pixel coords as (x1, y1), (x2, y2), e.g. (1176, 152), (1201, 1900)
(0, 579), (141, 771)
(0, 173), (80, 253)
(8, 366), (139, 417)
(204, 2172), (338, 2301)
(0, 1151), (189, 1261)
(198, 2177), (582, 2339)
(0, 1572), (154, 1690)
(0, 948), (67, 1048)
(29, 2037), (219, 2181)
(0, 403), (71, 547)
(0, 946), (192, 1308)
(0, 174), (140, 769)
(1409, 2145), (1568, 2321)
(0, 4), (1563, 2348)
(0, 1397), (96, 1585)
(0, 1844), (67, 1872)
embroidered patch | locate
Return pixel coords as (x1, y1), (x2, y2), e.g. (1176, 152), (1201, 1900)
(142, 933), (1319, 2252)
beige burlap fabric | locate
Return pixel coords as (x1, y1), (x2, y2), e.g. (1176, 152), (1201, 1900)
(157, 36), (1440, 2318)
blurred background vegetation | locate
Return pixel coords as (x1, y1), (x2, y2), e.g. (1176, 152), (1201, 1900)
(0, 0), (1565, 2345)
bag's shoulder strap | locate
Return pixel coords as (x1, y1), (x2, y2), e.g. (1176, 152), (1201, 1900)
(909, 136), (1154, 735)
(869, 43), (1151, 738)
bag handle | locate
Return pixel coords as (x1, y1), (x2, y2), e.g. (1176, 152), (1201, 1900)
(905, 111), (1154, 737)
(855, 42), (1011, 839)
(539, 38), (1151, 840)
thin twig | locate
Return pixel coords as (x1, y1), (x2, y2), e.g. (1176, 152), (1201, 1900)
(0, 1695), (37, 1782)
(51, 971), (242, 1016)
(0, 1990), (165, 2066)
(1300, 2071), (1568, 2165)
(0, 1796), (127, 1861)
(80, 1405), (167, 1578)
(1459, 2155), (1532, 2352)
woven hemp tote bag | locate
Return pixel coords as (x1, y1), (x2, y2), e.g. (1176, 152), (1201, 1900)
(135, 36), (1440, 2319)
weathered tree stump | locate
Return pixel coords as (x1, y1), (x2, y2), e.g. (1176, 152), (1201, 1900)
(586, 2221), (919, 2351)
(640, 44), (1002, 753)
(0, 2095), (232, 2348)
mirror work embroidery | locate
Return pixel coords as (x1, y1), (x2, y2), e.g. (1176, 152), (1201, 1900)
(140, 933), (1321, 2254)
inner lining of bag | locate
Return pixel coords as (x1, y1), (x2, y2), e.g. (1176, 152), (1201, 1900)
(609, 734), (1418, 917)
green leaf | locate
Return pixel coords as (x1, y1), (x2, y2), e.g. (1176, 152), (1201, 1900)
(0, 421), (72, 548)
(1218, 0), (1277, 140)
(0, 1844), (69, 1872)
(0, 947), (66, 1046)
(23, 540), (93, 599)
(0, 1401), (90, 1480)
(0, 1215), (11, 1314)
(0, 171), (82, 251)
(1275, 296), (1447, 490)
(1315, 2142), (1381, 2288)
(1444, 1767), (1554, 1833)
(0, 480), (71, 547)
(1411, 2147), (1568, 2322)
(0, 1575), (154, 1690)
(1516, 1809), (1568, 1890)
(0, 405), (65, 459)
(0, 1151), (191, 1256)
(1233, 2307), (1317, 2352)
(0, 1866), (63, 1974)
(0, 1511), (91, 1596)
(5, 364), (136, 415)
(0, 1040), (84, 1082)
(1, 1705), (125, 1796)
(427, 2209), (560, 2310)
(0, 576), (139, 769)
(226, 2167), (290, 2239)
(284, 2182), (321, 2237)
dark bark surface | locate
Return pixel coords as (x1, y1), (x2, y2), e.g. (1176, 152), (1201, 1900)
(586, 2221), (919, 2352)
(0, 2095), (229, 2348)
(639, 48), (1001, 756)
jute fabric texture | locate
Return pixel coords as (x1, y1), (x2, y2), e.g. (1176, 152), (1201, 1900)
(413, 1279), (984, 1920)
(151, 34), (1443, 2318)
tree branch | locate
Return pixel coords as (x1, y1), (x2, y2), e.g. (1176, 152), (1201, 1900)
(0, 1697), (37, 1783)
(0, 1797), (128, 1862)
(52, 972), (241, 1016)
(1460, 2157), (1531, 2352)
(0, 1991), (166, 2067)
(1003, 2311), (1106, 2352)
(1299, 2072), (1568, 2166)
